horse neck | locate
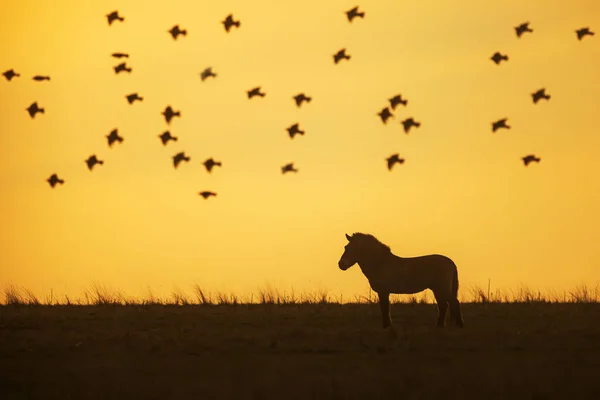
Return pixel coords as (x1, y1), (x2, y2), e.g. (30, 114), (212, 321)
(357, 250), (393, 272)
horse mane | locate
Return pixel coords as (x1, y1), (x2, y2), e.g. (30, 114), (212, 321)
(350, 233), (391, 256)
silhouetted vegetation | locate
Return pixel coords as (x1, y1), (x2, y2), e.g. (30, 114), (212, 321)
(2, 285), (600, 399)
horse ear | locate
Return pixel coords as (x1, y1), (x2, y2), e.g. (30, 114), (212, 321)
(345, 233), (352, 241)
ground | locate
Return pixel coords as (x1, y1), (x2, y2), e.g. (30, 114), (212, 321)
(1, 303), (600, 399)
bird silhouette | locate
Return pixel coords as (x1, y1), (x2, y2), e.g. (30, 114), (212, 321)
(200, 67), (217, 81)
(386, 154), (405, 171)
(287, 123), (305, 139)
(346, 6), (365, 22)
(199, 191), (217, 199)
(389, 94), (408, 110)
(531, 88), (550, 104)
(162, 106), (181, 124)
(26, 102), (44, 118)
(222, 14), (241, 32)
(3, 69), (20, 81)
(281, 163), (298, 174)
(378, 107), (393, 124)
(522, 155), (541, 166)
(85, 155), (104, 171)
(32, 75), (51, 81)
(576, 27), (594, 40)
(113, 62), (132, 74)
(126, 93), (143, 104)
(173, 152), (190, 169)
(491, 52), (509, 65)
(203, 158), (222, 173)
(247, 87), (266, 99)
(401, 117), (421, 133)
(293, 93), (312, 107)
(106, 129), (124, 147)
(492, 118), (510, 132)
(159, 131), (178, 146)
(47, 174), (64, 188)
(333, 48), (351, 64)
(515, 22), (533, 38)
(169, 25), (187, 40)
(106, 11), (124, 25)
(111, 52), (129, 59)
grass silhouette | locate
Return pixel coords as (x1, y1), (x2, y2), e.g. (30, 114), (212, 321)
(2, 283), (600, 398)
(2, 283), (599, 306)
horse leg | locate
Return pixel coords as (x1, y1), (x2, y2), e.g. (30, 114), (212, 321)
(378, 292), (392, 329)
(449, 299), (464, 328)
(433, 293), (448, 328)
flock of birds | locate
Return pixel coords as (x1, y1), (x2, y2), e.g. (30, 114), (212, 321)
(1, 7), (596, 196)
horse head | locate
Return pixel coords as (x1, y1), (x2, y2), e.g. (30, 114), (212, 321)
(338, 233), (359, 270)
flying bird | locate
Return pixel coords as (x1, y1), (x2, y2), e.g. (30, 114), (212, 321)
(200, 67), (217, 81)
(401, 117), (421, 133)
(159, 131), (178, 146)
(492, 118), (510, 132)
(172, 152), (190, 169)
(522, 155), (541, 166)
(281, 163), (298, 174)
(293, 93), (312, 107)
(287, 123), (305, 139)
(111, 52), (129, 59)
(576, 27), (594, 40)
(126, 93), (143, 104)
(386, 154), (405, 171)
(32, 75), (51, 81)
(162, 106), (181, 124)
(106, 11), (124, 25)
(389, 94), (407, 110)
(247, 87), (266, 99)
(203, 158), (222, 173)
(26, 102), (44, 118)
(85, 155), (104, 171)
(346, 6), (365, 22)
(333, 48), (351, 64)
(106, 129), (124, 147)
(378, 107), (393, 124)
(169, 25), (187, 40)
(199, 191), (217, 199)
(515, 22), (533, 38)
(3, 69), (19, 81)
(531, 88), (550, 104)
(113, 62), (132, 74)
(47, 174), (64, 188)
(222, 14), (241, 32)
(491, 52), (509, 65)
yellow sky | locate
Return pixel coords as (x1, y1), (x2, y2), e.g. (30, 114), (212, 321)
(1, 0), (599, 300)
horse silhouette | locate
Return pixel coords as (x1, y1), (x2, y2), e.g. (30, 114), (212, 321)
(338, 233), (464, 333)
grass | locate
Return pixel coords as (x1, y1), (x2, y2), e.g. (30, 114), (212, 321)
(2, 283), (599, 398)
(2, 282), (599, 306)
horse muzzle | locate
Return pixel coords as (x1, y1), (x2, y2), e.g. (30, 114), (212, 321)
(338, 260), (351, 270)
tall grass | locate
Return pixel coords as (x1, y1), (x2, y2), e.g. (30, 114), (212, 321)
(1, 283), (599, 306)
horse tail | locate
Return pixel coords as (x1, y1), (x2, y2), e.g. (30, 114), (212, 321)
(452, 263), (459, 298)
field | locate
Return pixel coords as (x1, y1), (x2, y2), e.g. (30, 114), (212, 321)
(2, 287), (600, 400)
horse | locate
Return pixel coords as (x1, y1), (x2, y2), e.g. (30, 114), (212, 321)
(338, 232), (464, 331)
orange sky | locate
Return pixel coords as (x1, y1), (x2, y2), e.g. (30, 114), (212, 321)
(1, 0), (599, 301)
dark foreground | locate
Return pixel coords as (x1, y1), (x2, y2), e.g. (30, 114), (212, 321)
(1, 303), (600, 399)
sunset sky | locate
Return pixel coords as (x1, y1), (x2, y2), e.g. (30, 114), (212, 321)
(1, 0), (599, 301)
